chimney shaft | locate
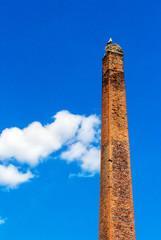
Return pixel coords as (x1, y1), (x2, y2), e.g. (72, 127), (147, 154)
(99, 43), (136, 240)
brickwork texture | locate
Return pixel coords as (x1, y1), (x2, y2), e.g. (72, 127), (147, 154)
(99, 43), (136, 240)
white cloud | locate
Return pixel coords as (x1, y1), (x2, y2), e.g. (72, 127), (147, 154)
(77, 115), (100, 144)
(81, 147), (100, 172)
(0, 110), (101, 188)
(61, 142), (87, 162)
(0, 165), (34, 189)
(61, 143), (100, 173)
(0, 111), (83, 165)
(0, 218), (7, 225)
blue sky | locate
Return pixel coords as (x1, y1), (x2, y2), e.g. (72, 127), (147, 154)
(0, 0), (161, 239)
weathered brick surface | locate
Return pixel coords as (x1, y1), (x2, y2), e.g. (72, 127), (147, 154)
(99, 44), (135, 240)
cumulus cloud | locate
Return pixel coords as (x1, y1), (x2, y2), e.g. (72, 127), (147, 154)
(0, 111), (82, 165)
(0, 110), (101, 188)
(61, 142), (87, 162)
(0, 218), (7, 225)
(0, 165), (34, 189)
(61, 143), (100, 173)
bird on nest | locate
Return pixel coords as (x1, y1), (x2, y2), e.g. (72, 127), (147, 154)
(105, 38), (112, 51)
(107, 38), (112, 45)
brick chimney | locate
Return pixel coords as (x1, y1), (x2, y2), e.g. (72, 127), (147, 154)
(99, 41), (136, 240)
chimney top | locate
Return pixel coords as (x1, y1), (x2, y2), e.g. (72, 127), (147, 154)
(105, 43), (123, 55)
